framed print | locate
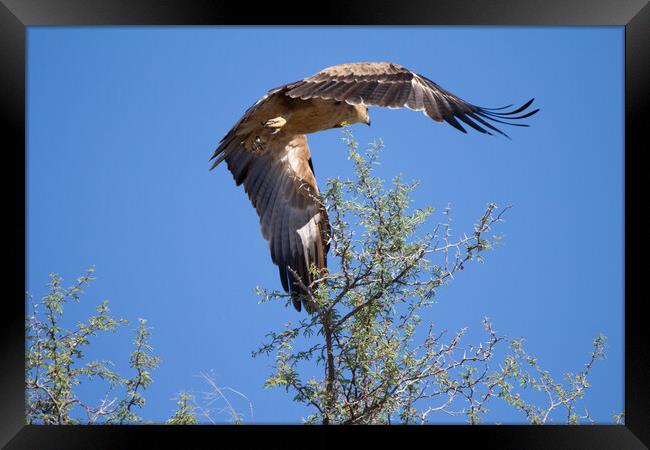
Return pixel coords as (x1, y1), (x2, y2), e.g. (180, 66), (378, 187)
(2, 0), (648, 448)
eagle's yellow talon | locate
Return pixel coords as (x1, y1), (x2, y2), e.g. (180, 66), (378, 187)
(264, 116), (287, 129)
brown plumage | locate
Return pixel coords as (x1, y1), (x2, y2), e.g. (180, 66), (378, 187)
(210, 62), (538, 313)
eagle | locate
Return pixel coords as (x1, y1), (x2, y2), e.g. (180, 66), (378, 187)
(210, 62), (538, 313)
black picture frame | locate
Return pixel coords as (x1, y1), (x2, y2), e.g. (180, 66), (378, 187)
(2, 0), (647, 448)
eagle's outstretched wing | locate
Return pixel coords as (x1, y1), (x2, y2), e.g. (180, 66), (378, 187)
(284, 62), (538, 137)
(214, 129), (329, 313)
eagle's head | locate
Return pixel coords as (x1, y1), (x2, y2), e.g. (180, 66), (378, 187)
(350, 104), (371, 127)
(333, 103), (371, 129)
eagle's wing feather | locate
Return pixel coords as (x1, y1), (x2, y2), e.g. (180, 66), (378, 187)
(209, 83), (296, 170)
(285, 62), (538, 137)
(218, 131), (329, 313)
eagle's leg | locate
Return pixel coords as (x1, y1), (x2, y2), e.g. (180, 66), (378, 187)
(263, 116), (287, 134)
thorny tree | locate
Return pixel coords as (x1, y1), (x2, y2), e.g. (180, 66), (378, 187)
(254, 131), (610, 425)
(25, 268), (160, 425)
(25, 269), (251, 425)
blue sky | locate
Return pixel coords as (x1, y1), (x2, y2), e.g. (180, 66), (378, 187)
(26, 26), (623, 424)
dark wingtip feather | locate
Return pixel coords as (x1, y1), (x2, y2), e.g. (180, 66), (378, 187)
(292, 295), (302, 312)
(444, 114), (468, 134)
(480, 98), (537, 117)
(495, 108), (539, 120)
(479, 103), (514, 111)
(467, 112), (510, 138)
(467, 98), (538, 138)
(503, 98), (535, 115)
(209, 153), (225, 171)
(456, 113), (493, 136)
(279, 265), (289, 292)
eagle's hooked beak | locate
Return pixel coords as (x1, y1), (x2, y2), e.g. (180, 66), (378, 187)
(366, 118), (371, 127)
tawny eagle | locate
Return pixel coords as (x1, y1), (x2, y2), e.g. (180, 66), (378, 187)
(210, 62), (538, 313)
